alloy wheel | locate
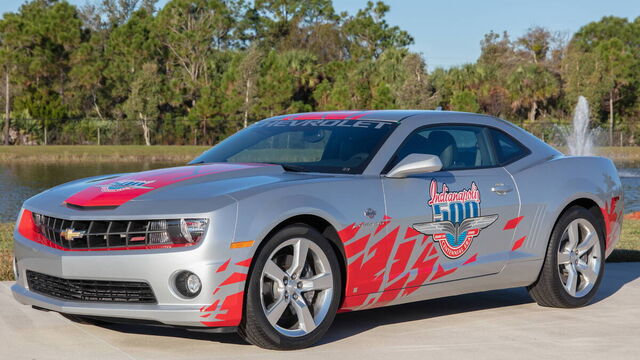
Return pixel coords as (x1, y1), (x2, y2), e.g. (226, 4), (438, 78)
(259, 237), (334, 337)
(557, 218), (601, 298)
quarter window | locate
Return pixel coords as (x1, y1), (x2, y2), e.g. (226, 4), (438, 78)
(387, 125), (497, 172)
(489, 128), (529, 165)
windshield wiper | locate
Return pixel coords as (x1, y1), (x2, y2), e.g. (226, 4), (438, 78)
(272, 163), (307, 172)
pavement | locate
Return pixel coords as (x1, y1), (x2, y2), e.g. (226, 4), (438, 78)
(1, 262), (639, 360)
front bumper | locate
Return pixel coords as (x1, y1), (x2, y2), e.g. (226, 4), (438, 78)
(11, 228), (252, 328)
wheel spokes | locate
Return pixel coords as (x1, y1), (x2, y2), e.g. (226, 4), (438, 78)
(291, 296), (316, 333)
(557, 251), (571, 265)
(264, 259), (287, 283)
(301, 272), (333, 291)
(265, 296), (289, 325)
(566, 221), (579, 250)
(288, 239), (309, 277)
(565, 264), (578, 296)
(576, 261), (598, 285)
(577, 232), (596, 256)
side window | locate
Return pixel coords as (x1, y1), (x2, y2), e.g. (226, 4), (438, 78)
(489, 128), (529, 165)
(388, 125), (497, 171)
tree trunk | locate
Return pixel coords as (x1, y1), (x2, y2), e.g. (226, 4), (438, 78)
(201, 119), (206, 144)
(43, 120), (47, 145)
(528, 102), (537, 122)
(243, 78), (251, 128)
(4, 71), (9, 145)
(609, 89), (614, 146)
(139, 112), (151, 146)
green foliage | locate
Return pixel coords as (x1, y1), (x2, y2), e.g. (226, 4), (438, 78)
(0, 1), (639, 145)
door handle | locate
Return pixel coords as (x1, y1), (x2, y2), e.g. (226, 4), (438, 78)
(491, 184), (513, 195)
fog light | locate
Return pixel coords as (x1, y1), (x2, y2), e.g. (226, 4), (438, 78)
(175, 271), (201, 298)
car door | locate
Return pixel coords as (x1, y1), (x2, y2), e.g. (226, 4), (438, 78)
(381, 125), (520, 285)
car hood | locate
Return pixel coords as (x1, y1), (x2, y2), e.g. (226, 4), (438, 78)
(23, 163), (333, 218)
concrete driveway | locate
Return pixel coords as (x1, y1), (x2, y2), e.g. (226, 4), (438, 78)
(1, 262), (639, 360)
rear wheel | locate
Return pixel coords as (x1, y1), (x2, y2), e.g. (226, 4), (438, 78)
(239, 224), (341, 350)
(528, 206), (605, 308)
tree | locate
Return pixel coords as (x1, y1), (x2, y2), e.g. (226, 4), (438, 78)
(507, 64), (559, 122)
(451, 90), (480, 113)
(123, 62), (163, 145)
(516, 26), (552, 64)
(342, 1), (413, 60)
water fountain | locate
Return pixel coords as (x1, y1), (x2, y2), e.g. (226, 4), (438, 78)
(565, 96), (596, 156)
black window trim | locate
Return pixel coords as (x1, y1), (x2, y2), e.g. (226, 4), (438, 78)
(381, 123), (532, 175)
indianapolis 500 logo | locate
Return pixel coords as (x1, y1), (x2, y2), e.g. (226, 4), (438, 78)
(413, 180), (498, 259)
(98, 180), (156, 192)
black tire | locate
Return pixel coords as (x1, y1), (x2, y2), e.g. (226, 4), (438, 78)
(528, 206), (605, 308)
(238, 224), (342, 350)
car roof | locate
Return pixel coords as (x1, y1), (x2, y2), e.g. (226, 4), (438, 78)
(266, 110), (483, 122)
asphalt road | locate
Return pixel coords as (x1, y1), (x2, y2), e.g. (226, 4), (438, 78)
(1, 262), (639, 360)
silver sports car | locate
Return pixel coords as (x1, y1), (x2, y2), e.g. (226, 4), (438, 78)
(12, 110), (623, 349)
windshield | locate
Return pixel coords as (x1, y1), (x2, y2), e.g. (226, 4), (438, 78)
(190, 118), (398, 174)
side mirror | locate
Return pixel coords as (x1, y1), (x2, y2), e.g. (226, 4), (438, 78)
(386, 154), (443, 178)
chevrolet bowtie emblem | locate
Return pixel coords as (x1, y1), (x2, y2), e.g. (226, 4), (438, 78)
(60, 228), (85, 241)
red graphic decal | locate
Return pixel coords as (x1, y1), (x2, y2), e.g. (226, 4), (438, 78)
(348, 111), (375, 120)
(376, 273), (410, 305)
(375, 215), (392, 235)
(201, 258), (252, 327)
(511, 236), (527, 251)
(344, 227), (398, 302)
(65, 163), (266, 207)
(337, 215), (465, 311)
(202, 291), (244, 327)
(503, 216), (524, 230)
(344, 234), (370, 257)
(235, 258), (252, 267)
(219, 272), (247, 287)
(202, 300), (219, 313)
(463, 253), (478, 265)
(338, 223), (361, 243)
(404, 227), (421, 239)
(431, 264), (458, 281)
(404, 245), (438, 294)
(601, 196), (620, 250)
(217, 259), (231, 273)
(388, 239), (416, 281)
(279, 111), (377, 121)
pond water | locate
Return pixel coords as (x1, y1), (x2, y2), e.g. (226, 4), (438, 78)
(1, 162), (638, 223)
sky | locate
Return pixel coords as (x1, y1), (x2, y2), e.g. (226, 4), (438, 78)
(1, 0), (638, 69)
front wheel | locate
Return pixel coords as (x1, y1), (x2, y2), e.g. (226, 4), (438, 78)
(239, 224), (342, 350)
(528, 206), (605, 308)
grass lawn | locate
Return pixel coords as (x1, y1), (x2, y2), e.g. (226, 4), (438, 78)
(1, 219), (638, 281)
(596, 146), (640, 167)
(0, 223), (14, 281)
(0, 145), (210, 163)
(0, 145), (638, 165)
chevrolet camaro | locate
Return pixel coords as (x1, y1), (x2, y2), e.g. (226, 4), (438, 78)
(11, 110), (623, 349)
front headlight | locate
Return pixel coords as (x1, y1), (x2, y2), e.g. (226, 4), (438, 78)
(148, 218), (209, 245)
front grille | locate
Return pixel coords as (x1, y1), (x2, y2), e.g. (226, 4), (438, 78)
(26, 270), (157, 303)
(33, 214), (170, 250)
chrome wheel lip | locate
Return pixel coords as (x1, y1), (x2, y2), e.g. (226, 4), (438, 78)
(557, 218), (601, 298)
(259, 237), (334, 338)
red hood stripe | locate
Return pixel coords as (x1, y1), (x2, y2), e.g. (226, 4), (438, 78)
(65, 163), (267, 207)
